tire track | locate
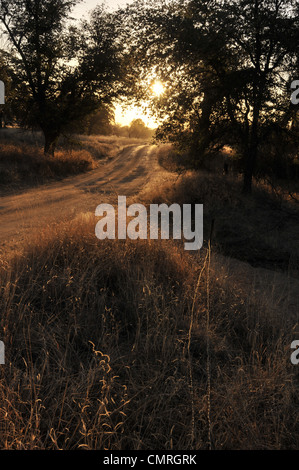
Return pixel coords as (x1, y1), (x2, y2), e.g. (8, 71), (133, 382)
(0, 144), (157, 249)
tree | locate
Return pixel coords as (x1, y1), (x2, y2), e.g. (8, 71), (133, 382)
(223, 0), (298, 192)
(85, 106), (115, 136)
(129, 118), (153, 139)
(121, 0), (299, 192)
(66, 104), (115, 135)
(0, 1), (123, 155)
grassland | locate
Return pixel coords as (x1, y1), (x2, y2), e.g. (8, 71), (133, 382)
(0, 139), (299, 450)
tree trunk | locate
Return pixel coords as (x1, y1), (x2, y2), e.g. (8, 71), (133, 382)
(242, 83), (261, 194)
(242, 1), (264, 195)
(43, 130), (59, 157)
(243, 142), (258, 194)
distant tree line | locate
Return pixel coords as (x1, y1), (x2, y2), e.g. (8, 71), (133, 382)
(68, 110), (154, 139)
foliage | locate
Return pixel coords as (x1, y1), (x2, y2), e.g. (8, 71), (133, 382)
(128, 118), (154, 139)
(120, 0), (299, 191)
(0, 1), (124, 154)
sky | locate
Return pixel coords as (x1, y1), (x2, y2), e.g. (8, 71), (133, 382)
(72, 0), (133, 20)
(72, 0), (159, 128)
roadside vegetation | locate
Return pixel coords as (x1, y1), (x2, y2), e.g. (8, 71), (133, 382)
(141, 151), (299, 277)
(0, 141), (97, 191)
(0, 129), (150, 192)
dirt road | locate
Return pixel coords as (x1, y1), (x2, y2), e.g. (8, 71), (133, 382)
(1, 142), (298, 317)
(0, 144), (158, 251)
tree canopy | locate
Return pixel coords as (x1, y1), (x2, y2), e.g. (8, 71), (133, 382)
(120, 0), (299, 192)
(0, 0), (124, 154)
(0, 0), (298, 191)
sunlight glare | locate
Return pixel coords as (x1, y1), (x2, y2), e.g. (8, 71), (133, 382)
(151, 81), (165, 97)
(115, 103), (158, 128)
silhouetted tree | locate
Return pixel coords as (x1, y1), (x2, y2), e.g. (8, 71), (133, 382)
(86, 106), (115, 136)
(0, 1), (123, 155)
(66, 104), (115, 135)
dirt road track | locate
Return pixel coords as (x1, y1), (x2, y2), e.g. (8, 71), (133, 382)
(0, 144), (158, 250)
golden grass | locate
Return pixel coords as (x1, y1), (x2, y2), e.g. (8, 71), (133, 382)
(0, 137), (298, 449)
(0, 141), (97, 190)
(155, 143), (191, 172)
(0, 129), (150, 191)
(77, 134), (150, 161)
(0, 214), (298, 450)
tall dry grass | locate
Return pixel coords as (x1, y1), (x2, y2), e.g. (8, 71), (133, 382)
(156, 144), (187, 172)
(0, 141), (97, 191)
(0, 129), (149, 191)
(0, 215), (298, 450)
(140, 170), (299, 277)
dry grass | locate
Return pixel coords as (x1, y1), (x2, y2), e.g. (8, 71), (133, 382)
(156, 144), (192, 172)
(0, 128), (147, 148)
(1, 137), (299, 450)
(0, 214), (298, 450)
(0, 141), (97, 191)
(77, 134), (150, 161)
(0, 129), (149, 192)
(156, 144), (182, 171)
(140, 170), (299, 277)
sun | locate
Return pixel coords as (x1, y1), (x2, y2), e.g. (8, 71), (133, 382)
(151, 80), (165, 97)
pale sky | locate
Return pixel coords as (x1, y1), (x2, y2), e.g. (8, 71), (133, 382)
(72, 0), (133, 20)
